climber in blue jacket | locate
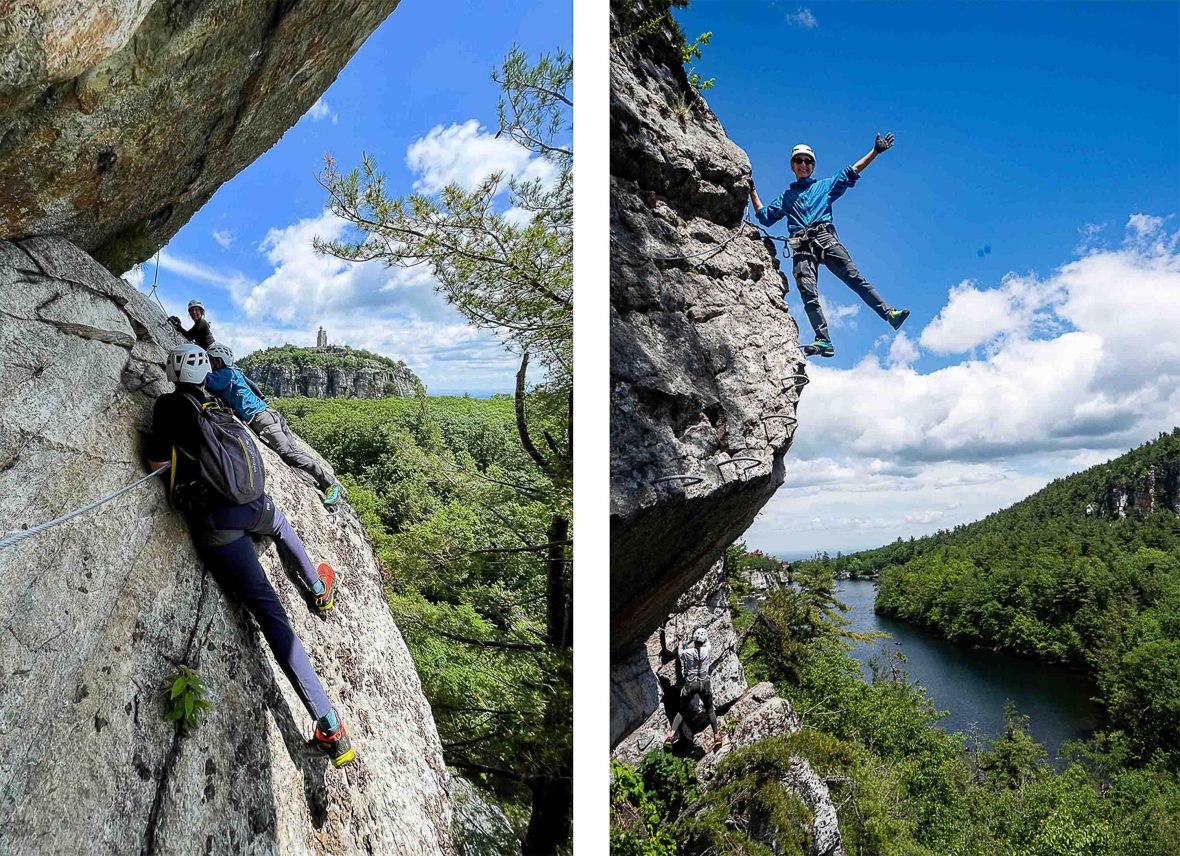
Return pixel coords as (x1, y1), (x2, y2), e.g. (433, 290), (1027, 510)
(204, 344), (342, 507)
(749, 133), (910, 358)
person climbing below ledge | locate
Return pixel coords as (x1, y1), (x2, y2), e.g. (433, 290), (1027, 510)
(665, 627), (723, 751)
(146, 343), (353, 767)
(205, 343), (343, 507)
(168, 299), (216, 350)
(749, 133), (911, 358)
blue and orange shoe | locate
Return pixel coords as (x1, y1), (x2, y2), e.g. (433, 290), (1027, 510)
(314, 563), (336, 613)
(312, 716), (355, 767)
(803, 339), (835, 358)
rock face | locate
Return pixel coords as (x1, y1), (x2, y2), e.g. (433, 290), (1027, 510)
(241, 358), (422, 401)
(0, 237), (452, 854)
(610, 0), (805, 658)
(450, 775), (521, 856)
(1102, 463), (1180, 519)
(0, 1), (399, 273)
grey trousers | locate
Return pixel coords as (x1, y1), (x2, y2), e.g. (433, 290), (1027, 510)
(792, 231), (892, 342)
(249, 408), (332, 491)
(669, 678), (719, 738)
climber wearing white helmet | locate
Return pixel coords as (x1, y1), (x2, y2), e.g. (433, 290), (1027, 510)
(204, 343), (343, 508)
(665, 626), (723, 751)
(748, 133), (910, 359)
(168, 298), (215, 350)
(144, 343), (355, 767)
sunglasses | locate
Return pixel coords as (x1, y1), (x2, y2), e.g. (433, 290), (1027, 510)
(792, 157), (814, 165)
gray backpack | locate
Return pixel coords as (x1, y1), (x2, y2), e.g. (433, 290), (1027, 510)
(178, 392), (265, 505)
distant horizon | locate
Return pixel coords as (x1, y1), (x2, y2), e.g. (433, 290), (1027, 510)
(749, 423), (1178, 560)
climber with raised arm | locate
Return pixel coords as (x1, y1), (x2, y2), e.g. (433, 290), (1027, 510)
(205, 343), (343, 507)
(749, 133), (910, 358)
(665, 627), (723, 751)
(168, 299), (216, 350)
(145, 343), (354, 767)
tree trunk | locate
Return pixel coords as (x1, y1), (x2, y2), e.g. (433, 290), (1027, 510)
(522, 775), (572, 854)
(546, 515), (571, 648)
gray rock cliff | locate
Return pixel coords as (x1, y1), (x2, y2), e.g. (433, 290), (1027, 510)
(610, 0), (805, 659)
(0, 237), (453, 854)
(241, 350), (422, 400)
(0, 0), (399, 272)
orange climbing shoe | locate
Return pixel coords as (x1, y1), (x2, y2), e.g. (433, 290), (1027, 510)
(314, 563), (336, 613)
(312, 716), (355, 768)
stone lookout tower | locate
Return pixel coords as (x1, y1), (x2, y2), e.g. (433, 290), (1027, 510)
(316, 326), (327, 348)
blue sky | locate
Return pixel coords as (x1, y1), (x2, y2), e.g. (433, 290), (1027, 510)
(673, 1), (1180, 556)
(125, 0), (571, 396)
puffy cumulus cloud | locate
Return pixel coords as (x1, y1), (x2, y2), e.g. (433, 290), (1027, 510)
(745, 214), (1180, 556)
(787, 7), (818, 29)
(227, 210), (518, 392)
(406, 119), (556, 194)
(306, 98), (337, 124)
(817, 295), (859, 330)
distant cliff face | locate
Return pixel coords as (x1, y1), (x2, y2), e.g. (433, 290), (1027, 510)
(0, 1), (399, 273)
(240, 347), (423, 400)
(1101, 462), (1180, 519)
(610, 0), (805, 659)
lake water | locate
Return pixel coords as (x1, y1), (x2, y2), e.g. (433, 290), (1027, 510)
(746, 579), (1103, 763)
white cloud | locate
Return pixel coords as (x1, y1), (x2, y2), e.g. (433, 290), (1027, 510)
(306, 98), (338, 124)
(406, 119), (556, 194)
(818, 295), (859, 330)
(121, 264), (145, 288)
(745, 214), (1180, 556)
(212, 228), (235, 249)
(787, 7), (818, 28)
(226, 210), (519, 392)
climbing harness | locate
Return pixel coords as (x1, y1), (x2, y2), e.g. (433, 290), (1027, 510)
(788, 222), (840, 264)
(0, 463), (170, 551)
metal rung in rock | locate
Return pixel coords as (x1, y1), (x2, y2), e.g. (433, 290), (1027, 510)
(651, 474), (704, 488)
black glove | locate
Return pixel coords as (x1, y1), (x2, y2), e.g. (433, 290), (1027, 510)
(168, 315), (182, 329)
(874, 132), (895, 153)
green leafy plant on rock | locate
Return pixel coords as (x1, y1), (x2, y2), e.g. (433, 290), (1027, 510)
(162, 665), (212, 734)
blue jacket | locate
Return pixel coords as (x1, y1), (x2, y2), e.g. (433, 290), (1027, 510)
(754, 165), (861, 235)
(206, 367), (268, 422)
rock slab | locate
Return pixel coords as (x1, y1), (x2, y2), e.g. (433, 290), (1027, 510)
(0, 0), (399, 272)
(0, 237), (452, 854)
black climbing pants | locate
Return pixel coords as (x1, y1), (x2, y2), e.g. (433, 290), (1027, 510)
(669, 678), (719, 738)
(791, 226), (892, 342)
(194, 495), (332, 721)
(249, 408), (332, 492)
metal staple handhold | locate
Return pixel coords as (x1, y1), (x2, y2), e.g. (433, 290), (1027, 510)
(782, 372), (810, 390)
(651, 474), (704, 487)
(760, 414), (799, 426)
(717, 456), (762, 473)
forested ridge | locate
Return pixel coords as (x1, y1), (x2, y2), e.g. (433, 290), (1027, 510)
(275, 394), (570, 848)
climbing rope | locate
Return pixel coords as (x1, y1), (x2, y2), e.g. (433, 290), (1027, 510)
(0, 463), (170, 551)
(139, 250), (169, 316)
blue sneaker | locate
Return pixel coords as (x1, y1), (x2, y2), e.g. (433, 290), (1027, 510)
(322, 484), (341, 506)
(803, 339), (835, 358)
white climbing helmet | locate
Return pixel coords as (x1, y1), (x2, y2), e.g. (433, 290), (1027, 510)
(790, 144), (815, 162)
(166, 343), (210, 384)
(692, 628), (708, 645)
(187, 299), (205, 313)
(206, 343), (235, 367)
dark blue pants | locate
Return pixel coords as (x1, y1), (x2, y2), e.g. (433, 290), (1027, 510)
(792, 232), (892, 342)
(196, 496), (332, 720)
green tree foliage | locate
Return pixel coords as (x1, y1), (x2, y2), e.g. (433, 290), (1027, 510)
(279, 394), (567, 851)
(312, 43), (572, 852)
